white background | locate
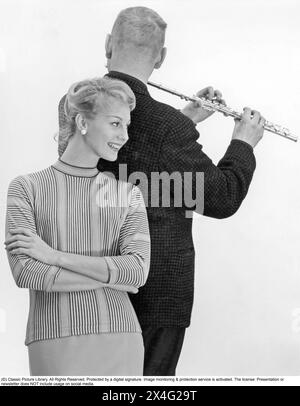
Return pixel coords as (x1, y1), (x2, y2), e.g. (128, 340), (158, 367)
(0, 0), (299, 376)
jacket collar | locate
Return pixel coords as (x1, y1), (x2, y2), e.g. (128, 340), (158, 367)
(105, 71), (150, 96)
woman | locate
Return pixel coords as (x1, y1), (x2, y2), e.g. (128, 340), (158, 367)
(4, 77), (150, 376)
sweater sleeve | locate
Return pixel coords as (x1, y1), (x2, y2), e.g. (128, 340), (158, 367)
(5, 176), (108, 293)
(103, 185), (151, 293)
(159, 114), (256, 218)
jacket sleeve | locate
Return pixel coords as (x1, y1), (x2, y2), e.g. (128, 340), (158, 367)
(159, 113), (256, 218)
(103, 185), (151, 293)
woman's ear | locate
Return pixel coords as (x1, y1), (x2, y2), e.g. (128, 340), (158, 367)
(105, 34), (112, 59)
(75, 114), (88, 135)
(154, 47), (167, 70)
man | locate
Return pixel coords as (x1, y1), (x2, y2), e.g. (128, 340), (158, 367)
(59, 6), (265, 376)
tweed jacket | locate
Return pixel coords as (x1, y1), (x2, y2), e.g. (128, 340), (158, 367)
(58, 71), (256, 328)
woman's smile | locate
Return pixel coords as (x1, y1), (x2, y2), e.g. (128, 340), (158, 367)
(107, 142), (123, 152)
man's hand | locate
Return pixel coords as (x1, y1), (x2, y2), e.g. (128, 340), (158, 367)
(232, 107), (265, 148)
(181, 86), (226, 124)
(4, 228), (58, 265)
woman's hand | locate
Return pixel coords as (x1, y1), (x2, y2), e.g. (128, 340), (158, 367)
(4, 228), (58, 265)
(181, 86), (226, 124)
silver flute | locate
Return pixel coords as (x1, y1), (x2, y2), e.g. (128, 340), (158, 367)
(148, 81), (297, 142)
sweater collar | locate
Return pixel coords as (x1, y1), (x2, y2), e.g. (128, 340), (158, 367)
(105, 71), (150, 96)
(52, 158), (99, 177)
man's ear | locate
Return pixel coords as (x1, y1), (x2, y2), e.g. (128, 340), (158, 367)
(105, 33), (112, 59)
(154, 47), (167, 70)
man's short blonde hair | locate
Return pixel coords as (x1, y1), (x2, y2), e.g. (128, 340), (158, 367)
(111, 7), (167, 58)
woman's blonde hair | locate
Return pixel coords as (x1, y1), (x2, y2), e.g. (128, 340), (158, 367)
(57, 76), (136, 157)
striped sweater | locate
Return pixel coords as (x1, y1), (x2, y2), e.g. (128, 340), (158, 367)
(5, 159), (150, 345)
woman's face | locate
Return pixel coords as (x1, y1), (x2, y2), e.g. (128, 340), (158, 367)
(84, 98), (131, 161)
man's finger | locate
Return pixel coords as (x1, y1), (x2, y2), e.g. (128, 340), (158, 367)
(242, 107), (252, 120)
(214, 90), (222, 100)
(206, 86), (214, 100)
(259, 116), (266, 127)
(251, 110), (261, 125)
(193, 100), (202, 108)
(195, 86), (214, 99)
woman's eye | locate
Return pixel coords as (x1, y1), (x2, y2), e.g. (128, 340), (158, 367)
(112, 122), (120, 127)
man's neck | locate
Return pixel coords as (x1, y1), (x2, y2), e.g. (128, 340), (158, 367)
(107, 63), (153, 85)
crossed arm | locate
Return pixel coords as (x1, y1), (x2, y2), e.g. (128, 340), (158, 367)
(5, 176), (150, 293)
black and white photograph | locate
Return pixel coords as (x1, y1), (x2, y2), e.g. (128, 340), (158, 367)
(0, 0), (299, 387)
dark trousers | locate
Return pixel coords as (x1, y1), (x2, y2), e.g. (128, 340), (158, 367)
(142, 327), (186, 376)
